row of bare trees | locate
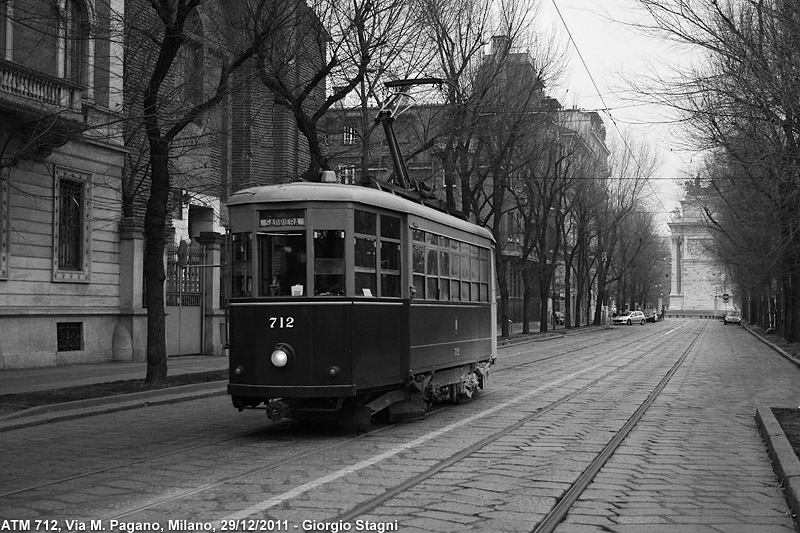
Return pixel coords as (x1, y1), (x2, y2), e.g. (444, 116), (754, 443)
(631, 0), (800, 341)
(128, 0), (666, 372)
(2, 0), (664, 380)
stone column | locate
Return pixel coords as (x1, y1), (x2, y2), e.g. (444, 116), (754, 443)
(197, 231), (225, 356)
(116, 217), (146, 361)
(669, 235), (684, 311)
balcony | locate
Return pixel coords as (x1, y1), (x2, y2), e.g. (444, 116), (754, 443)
(0, 58), (84, 122)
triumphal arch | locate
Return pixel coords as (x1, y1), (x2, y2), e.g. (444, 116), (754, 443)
(666, 185), (733, 316)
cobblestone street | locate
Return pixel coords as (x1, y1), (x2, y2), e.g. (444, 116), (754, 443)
(1, 321), (798, 532)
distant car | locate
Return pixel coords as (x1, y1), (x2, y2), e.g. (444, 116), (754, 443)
(554, 311), (565, 325)
(645, 309), (659, 323)
(613, 310), (646, 325)
(723, 311), (742, 325)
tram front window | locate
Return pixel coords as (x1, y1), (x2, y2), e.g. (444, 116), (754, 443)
(258, 232), (307, 296)
(231, 232), (252, 297)
(314, 230), (345, 295)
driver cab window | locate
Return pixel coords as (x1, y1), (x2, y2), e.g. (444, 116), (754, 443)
(258, 232), (307, 296)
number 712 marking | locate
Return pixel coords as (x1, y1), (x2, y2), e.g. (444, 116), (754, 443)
(269, 316), (295, 328)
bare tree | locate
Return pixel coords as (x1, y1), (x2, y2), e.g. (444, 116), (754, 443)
(591, 130), (657, 325)
(251, 0), (419, 182)
(128, 0), (278, 384)
(631, 0), (800, 339)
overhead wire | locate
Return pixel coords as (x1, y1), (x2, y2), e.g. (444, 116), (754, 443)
(549, 0), (673, 218)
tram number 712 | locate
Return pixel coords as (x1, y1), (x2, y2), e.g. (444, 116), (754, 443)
(268, 316), (295, 329)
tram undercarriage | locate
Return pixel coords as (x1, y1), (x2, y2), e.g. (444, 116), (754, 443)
(231, 360), (492, 430)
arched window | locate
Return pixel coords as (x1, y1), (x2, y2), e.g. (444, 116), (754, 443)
(64, 0), (90, 85)
(12, 0), (60, 75)
(179, 11), (203, 105)
(3, 0), (91, 86)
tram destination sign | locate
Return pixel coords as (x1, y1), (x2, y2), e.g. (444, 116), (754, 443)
(259, 209), (305, 228)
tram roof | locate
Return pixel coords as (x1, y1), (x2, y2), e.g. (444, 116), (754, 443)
(228, 182), (494, 242)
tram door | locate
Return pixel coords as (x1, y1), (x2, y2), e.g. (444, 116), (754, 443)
(165, 241), (203, 356)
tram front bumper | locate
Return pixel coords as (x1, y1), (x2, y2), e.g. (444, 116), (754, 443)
(227, 383), (358, 398)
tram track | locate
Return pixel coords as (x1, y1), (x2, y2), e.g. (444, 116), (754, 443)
(1, 320), (698, 528)
(326, 320), (705, 527)
(131, 320), (699, 524)
(532, 321), (705, 533)
(0, 325), (652, 503)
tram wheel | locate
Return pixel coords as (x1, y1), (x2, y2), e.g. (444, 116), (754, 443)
(450, 384), (463, 404)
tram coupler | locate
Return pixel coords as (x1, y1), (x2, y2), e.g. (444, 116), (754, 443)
(266, 400), (291, 422)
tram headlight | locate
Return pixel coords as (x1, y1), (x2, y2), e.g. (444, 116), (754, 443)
(270, 343), (293, 368)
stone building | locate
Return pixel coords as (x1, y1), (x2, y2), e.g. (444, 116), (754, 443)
(0, 0), (127, 368)
(0, 0), (320, 368)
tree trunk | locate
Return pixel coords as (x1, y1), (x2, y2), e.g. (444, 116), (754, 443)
(520, 262), (536, 334)
(538, 272), (550, 333)
(593, 262), (608, 326)
(564, 260), (573, 329)
(497, 257), (510, 337)
(143, 139), (171, 385)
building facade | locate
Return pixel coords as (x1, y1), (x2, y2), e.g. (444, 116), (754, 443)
(0, 0), (320, 368)
(0, 0), (128, 368)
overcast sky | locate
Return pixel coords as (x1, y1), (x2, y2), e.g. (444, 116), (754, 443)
(541, 0), (696, 220)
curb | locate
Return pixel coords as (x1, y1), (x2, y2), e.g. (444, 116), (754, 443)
(1, 326), (610, 431)
(755, 406), (800, 526)
(0, 381), (227, 432)
(498, 325), (607, 347)
(743, 324), (800, 369)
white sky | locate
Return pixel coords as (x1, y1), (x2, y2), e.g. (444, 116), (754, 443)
(540, 0), (698, 222)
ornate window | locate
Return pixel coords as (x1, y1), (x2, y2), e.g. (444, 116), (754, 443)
(1, 0), (93, 88)
(53, 167), (92, 282)
(64, 0), (90, 85)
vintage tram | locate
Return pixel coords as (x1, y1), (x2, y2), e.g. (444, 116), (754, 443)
(225, 182), (497, 427)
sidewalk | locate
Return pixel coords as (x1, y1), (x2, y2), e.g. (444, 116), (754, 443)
(0, 321), (575, 397)
(0, 355), (228, 396)
(0, 355), (229, 431)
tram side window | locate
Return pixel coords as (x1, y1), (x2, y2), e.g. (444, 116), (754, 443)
(380, 214), (401, 297)
(470, 244), (481, 302)
(258, 232), (307, 296)
(412, 240), (425, 299)
(355, 210), (377, 296)
(412, 228), (490, 302)
(450, 240), (461, 301)
(480, 247), (490, 301)
(412, 229), (425, 298)
(231, 232), (252, 297)
(314, 230), (345, 296)
(461, 252), (470, 301)
(426, 242), (438, 299)
(438, 245), (450, 301)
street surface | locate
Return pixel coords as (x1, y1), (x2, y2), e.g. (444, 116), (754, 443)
(1, 320), (798, 532)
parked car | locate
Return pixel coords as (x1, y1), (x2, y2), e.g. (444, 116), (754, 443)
(723, 311), (742, 325)
(554, 311), (565, 325)
(645, 309), (659, 323)
(613, 310), (647, 325)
